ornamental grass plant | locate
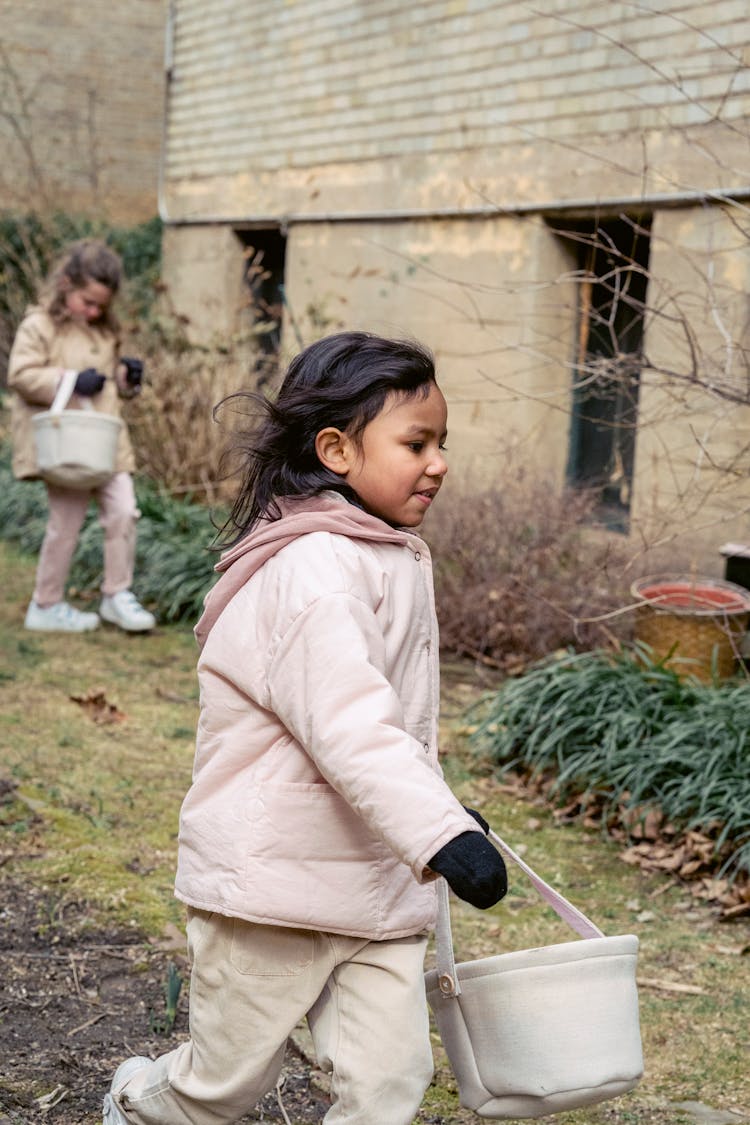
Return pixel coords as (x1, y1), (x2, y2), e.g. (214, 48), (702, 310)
(468, 646), (750, 892)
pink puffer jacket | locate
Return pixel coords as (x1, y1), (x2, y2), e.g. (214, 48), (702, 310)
(174, 493), (481, 940)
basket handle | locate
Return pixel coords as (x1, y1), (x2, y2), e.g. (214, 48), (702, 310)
(50, 369), (95, 413)
(434, 827), (604, 998)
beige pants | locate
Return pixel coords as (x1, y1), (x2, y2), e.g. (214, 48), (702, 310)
(34, 472), (138, 606)
(115, 911), (433, 1125)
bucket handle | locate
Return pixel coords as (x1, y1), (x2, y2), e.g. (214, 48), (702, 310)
(50, 369), (95, 414)
(434, 827), (604, 998)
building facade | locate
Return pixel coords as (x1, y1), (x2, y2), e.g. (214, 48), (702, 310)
(159, 1), (750, 566)
(0, 0), (167, 222)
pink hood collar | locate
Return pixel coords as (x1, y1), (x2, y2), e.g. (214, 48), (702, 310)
(194, 493), (411, 648)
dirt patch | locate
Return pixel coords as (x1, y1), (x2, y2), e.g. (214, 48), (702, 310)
(0, 874), (331, 1124)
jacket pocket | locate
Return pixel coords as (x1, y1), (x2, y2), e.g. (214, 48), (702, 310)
(250, 781), (378, 856)
(244, 782), (388, 933)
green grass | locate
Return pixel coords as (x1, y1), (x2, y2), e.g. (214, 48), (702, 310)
(0, 539), (197, 935)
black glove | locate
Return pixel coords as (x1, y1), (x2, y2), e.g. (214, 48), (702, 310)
(428, 831), (507, 909)
(120, 356), (144, 388)
(463, 806), (490, 834)
(74, 368), (106, 396)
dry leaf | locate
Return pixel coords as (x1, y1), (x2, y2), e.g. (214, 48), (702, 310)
(69, 687), (126, 724)
(155, 687), (191, 704)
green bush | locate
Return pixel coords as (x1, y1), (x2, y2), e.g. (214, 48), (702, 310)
(469, 647), (750, 878)
(126, 483), (223, 622)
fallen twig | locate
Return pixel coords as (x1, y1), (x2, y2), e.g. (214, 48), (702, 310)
(67, 1010), (109, 1037)
(637, 977), (705, 996)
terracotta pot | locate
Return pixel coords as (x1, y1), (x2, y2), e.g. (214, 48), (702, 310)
(630, 574), (750, 682)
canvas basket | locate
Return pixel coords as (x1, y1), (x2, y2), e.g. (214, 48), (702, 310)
(32, 369), (122, 490)
(425, 829), (643, 1119)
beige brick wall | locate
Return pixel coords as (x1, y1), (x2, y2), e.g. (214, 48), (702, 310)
(0, 0), (167, 222)
(634, 205), (750, 562)
(163, 201), (750, 568)
(281, 216), (576, 485)
(161, 1), (750, 566)
(163, 0), (750, 220)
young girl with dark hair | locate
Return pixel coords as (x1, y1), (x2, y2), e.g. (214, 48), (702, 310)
(7, 238), (154, 632)
(104, 330), (507, 1125)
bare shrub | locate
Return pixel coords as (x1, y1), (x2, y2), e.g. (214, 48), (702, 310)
(0, 215), (64, 375)
(124, 334), (256, 505)
(427, 467), (634, 671)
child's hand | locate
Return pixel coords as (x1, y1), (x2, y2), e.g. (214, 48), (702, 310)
(428, 831), (507, 909)
(74, 368), (106, 395)
(120, 356), (144, 388)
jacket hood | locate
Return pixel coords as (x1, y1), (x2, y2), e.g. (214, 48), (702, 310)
(194, 492), (412, 648)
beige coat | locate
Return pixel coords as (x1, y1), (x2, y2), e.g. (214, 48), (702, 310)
(175, 494), (482, 940)
(7, 306), (135, 480)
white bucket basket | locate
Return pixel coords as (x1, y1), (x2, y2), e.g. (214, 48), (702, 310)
(32, 369), (122, 490)
(425, 829), (643, 1119)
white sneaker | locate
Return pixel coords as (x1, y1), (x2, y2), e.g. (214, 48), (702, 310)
(100, 590), (156, 633)
(24, 600), (100, 633)
(102, 1055), (151, 1124)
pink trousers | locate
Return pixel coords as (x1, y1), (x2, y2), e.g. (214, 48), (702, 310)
(34, 472), (139, 606)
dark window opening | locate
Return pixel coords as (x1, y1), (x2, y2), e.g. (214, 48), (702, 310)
(551, 215), (651, 532)
(236, 227), (287, 389)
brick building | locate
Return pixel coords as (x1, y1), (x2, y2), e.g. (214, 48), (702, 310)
(160, 1), (750, 563)
(0, 1), (167, 222)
